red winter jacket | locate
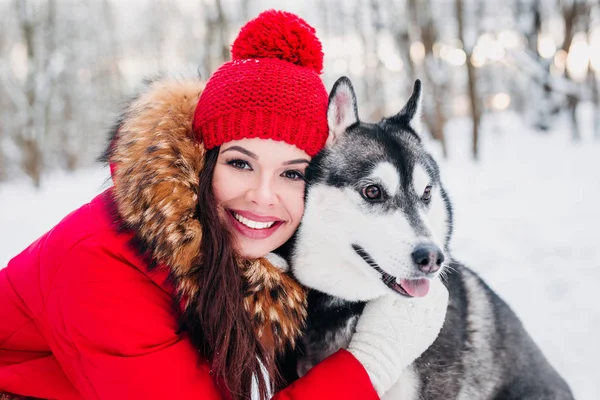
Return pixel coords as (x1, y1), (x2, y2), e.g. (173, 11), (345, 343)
(0, 77), (379, 400)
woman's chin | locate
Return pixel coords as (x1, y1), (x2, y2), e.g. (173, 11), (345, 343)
(233, 236), (272, 260)
(237, 247), (269, 260)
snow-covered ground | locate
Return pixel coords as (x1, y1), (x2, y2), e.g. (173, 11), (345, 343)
(1, 110), (598, 399)
(439, 111), (600, 400)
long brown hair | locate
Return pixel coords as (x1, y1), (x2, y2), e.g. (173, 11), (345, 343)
(183, 147), (275, 400)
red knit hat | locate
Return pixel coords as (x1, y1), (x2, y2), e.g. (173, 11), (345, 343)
(192, 10), (328, 157)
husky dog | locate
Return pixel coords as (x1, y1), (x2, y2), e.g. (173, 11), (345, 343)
(282, 77), (574, 399)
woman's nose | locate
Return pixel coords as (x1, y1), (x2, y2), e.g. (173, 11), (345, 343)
(245, 177), (277, 207)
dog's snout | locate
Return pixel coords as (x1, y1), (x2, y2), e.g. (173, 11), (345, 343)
(412, 243), (444, 274)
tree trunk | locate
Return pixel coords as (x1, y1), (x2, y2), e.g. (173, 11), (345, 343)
(594, 75), (600, 140)
(17, 0), (44, 187)
(43, 0), (56, 158)
(215, 0), (229, 64)
(456, 0), (481, 159)
(202, 0), (214, 77)
(561, 0), (577, 54)
(19, 136), (43, 187)
(367, 0), (385, 120)
(560, 0), (589, 141)
(587, 7), (600, 139)
(409, 0), (448, 157)
(102, 0), (123, 102)
(0, 127), (5, 182)
(241, 0), (250, 22)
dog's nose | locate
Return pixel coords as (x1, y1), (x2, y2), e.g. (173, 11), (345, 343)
(411, 243), (445, 274)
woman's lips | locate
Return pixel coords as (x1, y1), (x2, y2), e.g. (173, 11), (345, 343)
(232, 209), (281, 223)
(226, 209), (284, 240)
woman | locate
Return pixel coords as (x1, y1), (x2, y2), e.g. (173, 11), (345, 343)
(0, 10), (447, 400)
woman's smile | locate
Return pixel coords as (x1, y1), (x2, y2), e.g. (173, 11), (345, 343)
(226, 209), (285, 240)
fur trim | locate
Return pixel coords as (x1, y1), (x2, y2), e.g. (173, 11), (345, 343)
(242, 258), (307, 352)
(109, 77), (205, 287)
(104, 76), (306, 354)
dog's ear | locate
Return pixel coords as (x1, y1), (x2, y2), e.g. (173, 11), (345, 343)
(327, 76), (359, 147)
(394, 79), (423, 133)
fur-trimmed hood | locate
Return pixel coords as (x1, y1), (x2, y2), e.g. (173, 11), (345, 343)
(101, 76), (306, 354)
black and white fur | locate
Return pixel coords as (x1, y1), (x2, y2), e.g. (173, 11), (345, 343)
(282, 77), (574, 399)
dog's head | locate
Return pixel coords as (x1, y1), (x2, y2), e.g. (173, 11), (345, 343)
(291, 77), (453, 301)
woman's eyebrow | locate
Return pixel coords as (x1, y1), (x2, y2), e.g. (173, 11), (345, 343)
(221, 146), (257, 159)
(283, 159), (310, 166)
(221, 147), (309, 166)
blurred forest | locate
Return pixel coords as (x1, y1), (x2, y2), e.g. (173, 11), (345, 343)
(1, 0), (599, 187)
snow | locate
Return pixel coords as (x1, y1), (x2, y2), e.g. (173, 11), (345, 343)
(0, 167), (110, 260)
(1, 110), (599, 399)
(438, 110), (600, 400)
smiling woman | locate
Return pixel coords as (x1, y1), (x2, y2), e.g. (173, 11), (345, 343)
(212, 138), (310, 259)
(0, 9), (448, 400)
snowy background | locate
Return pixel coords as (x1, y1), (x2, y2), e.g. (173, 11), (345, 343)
(440, 110), (599, 400)
(1, 0), (600, 398)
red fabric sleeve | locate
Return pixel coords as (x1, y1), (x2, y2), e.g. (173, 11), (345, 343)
(0, 353), (84, 400)
(44, 237), (378, 400)
(44, 239), (223, 400)
(273, 349), (379, 400)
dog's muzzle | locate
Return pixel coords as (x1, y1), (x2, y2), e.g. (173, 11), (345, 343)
(352, 244), (432, 297)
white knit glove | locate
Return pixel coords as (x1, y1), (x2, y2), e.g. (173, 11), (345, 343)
(347, 278), (449, 396)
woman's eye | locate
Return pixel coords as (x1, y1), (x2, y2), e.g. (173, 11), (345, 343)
(226, 159), (251, 170)
(282, 170), (305, 181)
(422, 185), (432, 202)
(361, 184), (384, 201)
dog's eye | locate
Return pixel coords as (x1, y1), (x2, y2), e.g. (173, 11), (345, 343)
(362, 184), (383, 201)
(422, 185), (432, 202)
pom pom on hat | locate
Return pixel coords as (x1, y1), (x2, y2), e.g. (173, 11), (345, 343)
(231, 9), (324, 74)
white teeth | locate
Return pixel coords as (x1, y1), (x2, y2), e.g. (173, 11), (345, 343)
(233, 212), (276, 230)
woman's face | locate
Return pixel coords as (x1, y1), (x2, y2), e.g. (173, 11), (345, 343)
(212, 138), (311, 259)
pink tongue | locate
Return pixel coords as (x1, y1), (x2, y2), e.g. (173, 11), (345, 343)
(400, 279), (430, 297)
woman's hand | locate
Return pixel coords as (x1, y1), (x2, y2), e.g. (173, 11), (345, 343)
(347, 278), (449, 396)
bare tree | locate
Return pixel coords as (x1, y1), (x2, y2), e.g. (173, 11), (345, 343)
(562, 0), (581, 140)
(215, 0), (230, 63)
(408, 0), (449, 157)
(392, 0), (416, 82)
(15, 0), (57, 187)
(0, 115), (4, 181)
(2, 0), (599, 188)
(0, 8), (7, 181)
(102, 0), (123, 103)
(560, 0), (594, 140)
(241, 0), (251, 21)
(364, 0), (385, 120)
(346, 0), (385, 120)
(586, 3), (600, 139)
(589, 66), (600, 140)
(202, 0), (230, 77)
(456, 0), (481, 159)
